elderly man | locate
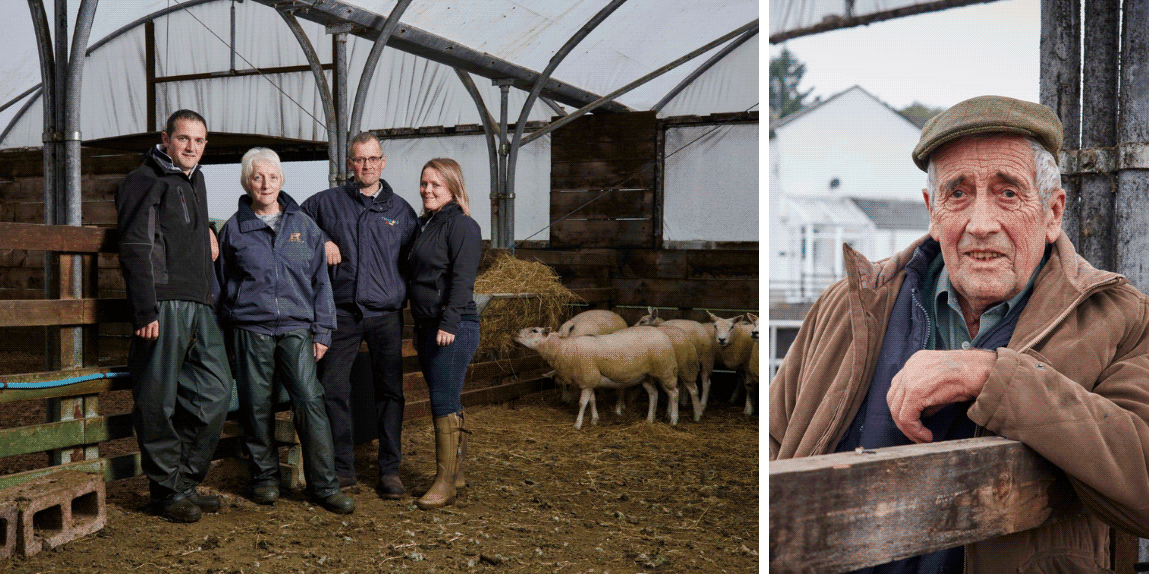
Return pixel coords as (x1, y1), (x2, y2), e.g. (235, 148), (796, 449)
(769, 96), (1149, 572)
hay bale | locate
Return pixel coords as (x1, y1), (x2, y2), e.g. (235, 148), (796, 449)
(474, 251), (580, 359)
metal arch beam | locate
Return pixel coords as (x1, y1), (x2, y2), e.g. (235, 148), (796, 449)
(499, 0), (630, 247)
(277, 9), (340, 184)
(540, 97), (567, 117)
(0, 88), (43, 147)
(652, 26), (758, 113)
(453, 68), (501, 214)
(85, 0), (221, 54)
(522, 19), (760, 146)
(348, 0), (412, 137)
(250, 0), (629, 113)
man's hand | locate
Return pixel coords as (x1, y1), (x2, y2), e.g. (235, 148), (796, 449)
(314, 342), (328, 361)
(135, 320), (160, 341)
(887, 349), (995, 443)
(324, 241), (342, 266)
(437, 330), (455, 346)
(210, 230), (219, 261)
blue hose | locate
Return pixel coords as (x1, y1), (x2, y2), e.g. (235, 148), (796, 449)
(0, 371), (130, 390)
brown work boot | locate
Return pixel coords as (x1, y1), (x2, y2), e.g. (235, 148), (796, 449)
(416, 412), (463, 510)
(376, 474), (408, 500)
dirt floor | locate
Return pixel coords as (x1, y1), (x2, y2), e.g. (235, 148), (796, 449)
(0, 387), (760, 573)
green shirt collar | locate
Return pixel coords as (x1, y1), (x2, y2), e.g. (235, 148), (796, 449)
(928, 249), (1048, 350)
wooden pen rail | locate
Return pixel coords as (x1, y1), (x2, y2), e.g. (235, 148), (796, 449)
(769, 437), (1087, 573)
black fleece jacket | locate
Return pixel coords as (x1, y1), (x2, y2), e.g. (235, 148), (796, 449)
(116, 145), (215, 329)
(408, 202), (481, 334)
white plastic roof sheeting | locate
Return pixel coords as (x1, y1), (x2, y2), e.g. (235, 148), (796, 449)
(0, 0), (760, 149)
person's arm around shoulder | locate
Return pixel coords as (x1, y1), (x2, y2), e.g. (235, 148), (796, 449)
(300, 192), (341, 266)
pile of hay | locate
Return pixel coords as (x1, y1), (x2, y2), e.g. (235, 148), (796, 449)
(474, 251), (580, 359)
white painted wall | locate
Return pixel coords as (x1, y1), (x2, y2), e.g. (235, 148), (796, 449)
(772, 87), (925, 201)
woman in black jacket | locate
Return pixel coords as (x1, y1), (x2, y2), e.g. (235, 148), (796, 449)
(408, 158), (482, 510)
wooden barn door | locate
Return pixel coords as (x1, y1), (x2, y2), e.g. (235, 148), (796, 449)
(549, 111), (658, 248)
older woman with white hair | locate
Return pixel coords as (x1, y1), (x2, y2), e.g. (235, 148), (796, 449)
(215, 147), (354, 514)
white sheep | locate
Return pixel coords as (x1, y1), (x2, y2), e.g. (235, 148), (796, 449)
(746, 312), (759, 393)
(558, 309), (628, 338)
(514, 325), (679, 429)
(635, 307), (717, 411)
(553, 309), (630, 403)
(650, 324), (702, 422)
(709, 311), (756, 416)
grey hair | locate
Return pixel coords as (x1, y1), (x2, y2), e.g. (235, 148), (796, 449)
(240, 147), (284, 192)
(925, 135), (1061, 208)
(348, 131), (383, 157)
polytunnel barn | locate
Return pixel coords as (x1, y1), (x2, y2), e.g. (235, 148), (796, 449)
(0, 1), (760, 571)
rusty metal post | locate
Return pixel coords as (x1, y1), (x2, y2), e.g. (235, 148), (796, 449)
(1076, 0), (1119, 270)
(1117, 0), (1149, 293)
(1040, 0), (1081, 245)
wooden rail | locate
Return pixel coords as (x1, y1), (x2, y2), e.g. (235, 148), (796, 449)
(769, 437), (1087, 573)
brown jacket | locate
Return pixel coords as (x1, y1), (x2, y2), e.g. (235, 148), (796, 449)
(770, 232), (1149, 573)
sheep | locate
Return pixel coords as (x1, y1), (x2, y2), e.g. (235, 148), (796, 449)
(634, 307), (717, 411)
(708, 311), (756, 416)
(558, 309), (628, 338)
(514, 325), (679, 429)
(746, 313), (759, 392)
(553, 309), (630, 403)
(650, 324), (702, 422)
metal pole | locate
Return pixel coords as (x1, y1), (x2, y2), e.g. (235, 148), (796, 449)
(334, 31), (349, 182)
(1117, 0), (1149, 293)
(1040, 0), (1081, 245)
(496, 80), (512, 248)
(54, 0), (69, 228)
(453, 69), (501, 229)
(653, 27), (759, 113)
(348, 0), (411, 136)
(1077, 0), (1119, 271)
(230, 0), (237, 72)
(278, 10), (339, 185)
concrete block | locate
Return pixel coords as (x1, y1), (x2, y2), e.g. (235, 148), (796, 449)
(0, 501), (18, 561)
(0, 471), (105, 558)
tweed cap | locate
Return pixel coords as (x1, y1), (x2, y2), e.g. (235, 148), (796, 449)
(912, 95), (1063, 171)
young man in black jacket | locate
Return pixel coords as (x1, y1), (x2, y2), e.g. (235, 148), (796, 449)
(301, 132), (418, 498)
(116, 110), (232, 523)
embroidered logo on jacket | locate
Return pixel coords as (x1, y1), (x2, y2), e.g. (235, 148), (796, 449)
(289, 233), (302, 242)
(380, 216), (397, 226)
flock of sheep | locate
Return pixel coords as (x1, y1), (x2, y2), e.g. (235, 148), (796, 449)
(513, 308), (759, 429)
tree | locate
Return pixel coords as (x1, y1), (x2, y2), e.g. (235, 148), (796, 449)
(899, 102), (944, 128)
(770, 49), (818, 119)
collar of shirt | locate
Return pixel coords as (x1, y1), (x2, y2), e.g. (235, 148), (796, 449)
(930, 251), (1047, 350)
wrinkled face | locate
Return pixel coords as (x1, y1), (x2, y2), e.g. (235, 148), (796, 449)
(246, 160), (282, 214)
(161, 119), (207, 174)
(926, 134), (1064, 315)
(420, 167), (453, 213)
(347, 139), (385, 192)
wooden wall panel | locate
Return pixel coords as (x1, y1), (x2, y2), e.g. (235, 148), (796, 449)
(550, 189), (653, 219)
(550, 219), (653, 249)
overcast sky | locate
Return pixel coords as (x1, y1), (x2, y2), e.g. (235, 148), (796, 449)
(769, 0), (1041, 111)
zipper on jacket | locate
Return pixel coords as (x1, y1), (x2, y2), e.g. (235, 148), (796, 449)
(910, 287), (932, 350)
(177, 188), (191, 224)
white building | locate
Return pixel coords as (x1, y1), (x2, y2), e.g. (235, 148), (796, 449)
(768, 85), (930, 376)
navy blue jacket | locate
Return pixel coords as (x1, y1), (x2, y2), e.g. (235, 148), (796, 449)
(408, 202), (482, 334)
(215, 191), (336, 346)
(300, 180), (417, 317)
(116, 145), (216, 329)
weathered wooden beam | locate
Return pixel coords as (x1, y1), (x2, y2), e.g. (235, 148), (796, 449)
(0, 413), (134, 458)
(0, 222), (117, 253)
(0, 298), (128, 328)
(769, 437), (1085, 573)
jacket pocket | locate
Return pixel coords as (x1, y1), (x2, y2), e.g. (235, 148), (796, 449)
(177, 187), (191, 224)
(151, 234), (169, 284)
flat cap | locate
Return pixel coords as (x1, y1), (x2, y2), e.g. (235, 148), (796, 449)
(912, 95), (1063, 171)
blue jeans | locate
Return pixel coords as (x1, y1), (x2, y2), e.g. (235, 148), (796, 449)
(414, 319), (480, 417)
